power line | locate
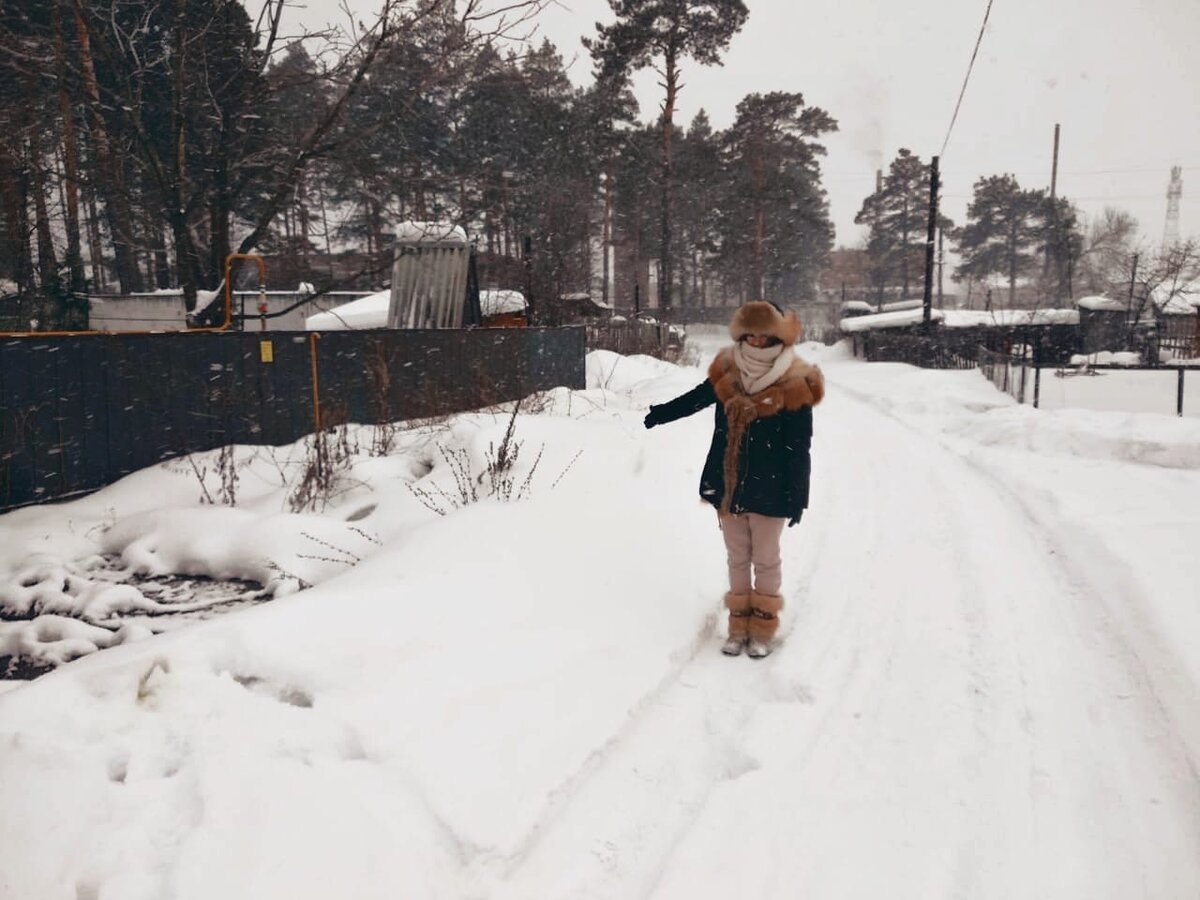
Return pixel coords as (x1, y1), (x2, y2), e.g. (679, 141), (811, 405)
(940, 0), (995, 158)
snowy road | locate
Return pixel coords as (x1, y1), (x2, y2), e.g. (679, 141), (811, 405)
(487, 370), (1200, 899)
(2, 344), (1199, 899)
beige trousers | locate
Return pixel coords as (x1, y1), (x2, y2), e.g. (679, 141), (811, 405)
(719, 512), (786, 595)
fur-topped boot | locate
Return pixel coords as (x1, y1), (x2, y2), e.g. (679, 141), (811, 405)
(747, 592), (784, 658)
(722, 592), (752, 655)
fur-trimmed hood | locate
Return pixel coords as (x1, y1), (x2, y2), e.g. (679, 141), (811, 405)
(708, 346), (824, 417)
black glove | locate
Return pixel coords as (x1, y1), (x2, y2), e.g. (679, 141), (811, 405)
(644, 406), (664, 429)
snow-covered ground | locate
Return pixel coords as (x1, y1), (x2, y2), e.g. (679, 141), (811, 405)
(2, 337), (1199, 899)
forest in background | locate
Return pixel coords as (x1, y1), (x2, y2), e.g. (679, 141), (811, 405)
(0, 0), (1192, 330)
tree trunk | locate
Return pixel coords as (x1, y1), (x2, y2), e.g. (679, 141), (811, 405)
(318, 181), (334, 277)
(208, 114), (232, 292)
(53, 1), (86, 293)
(659, 41), (678, 308)
(602, 159), (613, 306)
(73, 4), (143, 294)
(150, 227), (171, 288)
(297, 169), (311, 268)
(83, 160), (105, 291)
(1008, 222), (1018, 307)
(0, 139), (35, 297)
(27, 131), (61, 295)
(752, 152), (765, 299)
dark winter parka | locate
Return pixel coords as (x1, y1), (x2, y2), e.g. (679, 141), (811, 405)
(645, 347), (824, 525)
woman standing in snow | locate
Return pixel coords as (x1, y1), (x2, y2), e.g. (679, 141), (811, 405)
(643, 301), (824, 658)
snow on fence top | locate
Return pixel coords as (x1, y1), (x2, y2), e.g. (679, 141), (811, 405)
(879, 299), (923, 312)
(941, 309), (1080, 327)
(839, 308), (943, 332)
(395, 221), (468, 244)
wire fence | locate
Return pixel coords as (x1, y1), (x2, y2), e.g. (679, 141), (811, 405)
(585, 320), (684, 361)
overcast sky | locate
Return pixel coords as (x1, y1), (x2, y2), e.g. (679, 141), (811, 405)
(289, 0), (1200, 252)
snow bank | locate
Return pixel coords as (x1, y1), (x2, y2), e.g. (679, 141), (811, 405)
(0, 350), (732, 897)
(4, 341), (1200, 898)
(947, 405), (1200, 468)
(305, 289), (389, 330)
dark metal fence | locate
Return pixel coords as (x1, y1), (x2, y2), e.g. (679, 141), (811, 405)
(848, 328), (976, 369)
(977, 345), (1031, 404)
(849, 323), (1079, 369)
(0, 327), (584, 510)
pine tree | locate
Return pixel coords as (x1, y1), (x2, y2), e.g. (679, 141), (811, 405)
(586, 0), (748, 307)
(718, 92), (837, 303)
(954, 174), (1044, 307)
(674, 110), (722, 306)
(854, 149), (951, 303)
(1038, 194), (1084, 301)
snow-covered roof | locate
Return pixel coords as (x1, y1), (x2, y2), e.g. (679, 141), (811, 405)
(1077, 295), (1127, 312)
(560, 292), (613, 309)
(395, 221), (468, 244)
(305, 290), (390, 330)
(839, 308), (943, 332)
(1149, 281), (1200, 315)
(480, 290), (526, 316)
(941, 309), (1080, 327)
(1158, 295), (1200, 315)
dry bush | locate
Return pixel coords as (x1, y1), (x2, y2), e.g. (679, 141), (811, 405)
(407, 398), (580, 516)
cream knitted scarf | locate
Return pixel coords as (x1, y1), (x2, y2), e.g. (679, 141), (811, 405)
(732, 341), (795, 395)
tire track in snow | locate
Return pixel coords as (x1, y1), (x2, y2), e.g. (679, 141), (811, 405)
(837, 374), (1200, 789)
(475, 510), (834, 899)
(489, 355), (1198, 898)
(645, 380), (1200, 899)
(800, 377), (1200, 897)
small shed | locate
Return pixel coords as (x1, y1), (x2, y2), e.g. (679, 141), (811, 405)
(1153, 288), (1200, 360)
(1076, 295), (1130, 353)
(480, 290), (528, 328)
(388, 222), (475, 329)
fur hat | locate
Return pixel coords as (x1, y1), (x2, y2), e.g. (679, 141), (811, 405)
(728, 301), (802, 345)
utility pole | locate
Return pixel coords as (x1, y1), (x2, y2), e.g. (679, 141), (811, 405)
(1045, 123), (1061, 292)
(922, 156), (940, 325)
(873, 169), (884, 311)
(1127, 251), (1139, 315)
(1163, 166), (1183, 248)
(1050, 123), (1060, 200)
(937, 226), (944, 308)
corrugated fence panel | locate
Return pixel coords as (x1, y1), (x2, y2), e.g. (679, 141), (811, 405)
(0, 328), (584, 511)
